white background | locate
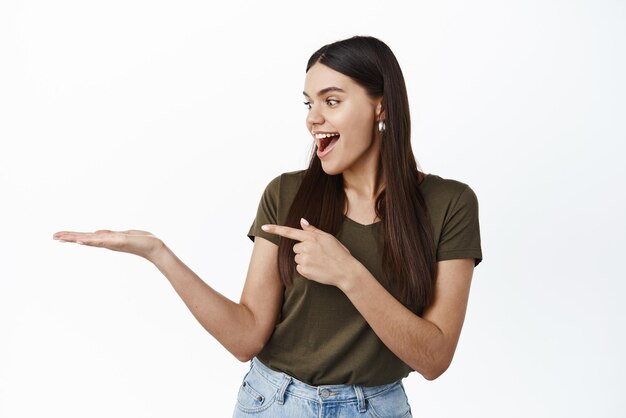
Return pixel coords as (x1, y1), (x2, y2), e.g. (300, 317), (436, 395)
(1, 0), (624, 417)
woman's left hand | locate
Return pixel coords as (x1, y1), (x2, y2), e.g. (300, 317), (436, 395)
(261, 218), (358, 288)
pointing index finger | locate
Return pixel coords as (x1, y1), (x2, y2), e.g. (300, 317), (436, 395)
(261, 224), (308, 242)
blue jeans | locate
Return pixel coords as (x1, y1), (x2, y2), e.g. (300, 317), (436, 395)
(232, 357), (413, 417)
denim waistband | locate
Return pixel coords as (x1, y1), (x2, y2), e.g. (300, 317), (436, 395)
(249, 356), (403, 411)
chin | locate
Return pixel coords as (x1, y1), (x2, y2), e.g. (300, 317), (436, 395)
(320, 163), (343, 177)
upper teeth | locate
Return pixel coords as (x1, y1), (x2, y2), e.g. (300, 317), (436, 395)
(314, 133), (339, 139)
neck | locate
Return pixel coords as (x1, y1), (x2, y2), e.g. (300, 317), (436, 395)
(343, 164), (385, 200)
(341, 132), (385, 199)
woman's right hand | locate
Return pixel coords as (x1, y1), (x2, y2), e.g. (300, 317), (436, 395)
(52, 229), (164, 262)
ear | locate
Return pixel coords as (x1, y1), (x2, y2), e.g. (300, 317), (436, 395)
(376, 99), (385, 121)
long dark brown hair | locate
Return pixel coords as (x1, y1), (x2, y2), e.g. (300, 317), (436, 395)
(278, 36), (436, 315)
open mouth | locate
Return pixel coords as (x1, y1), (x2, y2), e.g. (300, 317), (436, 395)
(319, 133), (340, 152)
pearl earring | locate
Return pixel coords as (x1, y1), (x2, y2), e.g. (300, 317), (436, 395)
(378, 120), (386, 133)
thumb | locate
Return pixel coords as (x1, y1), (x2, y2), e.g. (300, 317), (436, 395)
(300, 217), (318, 232)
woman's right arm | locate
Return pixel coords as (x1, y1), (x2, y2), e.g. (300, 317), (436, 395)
(150, 236), (284, 362)
(53, 228), (283, 362)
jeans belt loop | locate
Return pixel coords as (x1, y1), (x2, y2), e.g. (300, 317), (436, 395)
(353, 384), (367, 413)
(277, 374), (292, 405)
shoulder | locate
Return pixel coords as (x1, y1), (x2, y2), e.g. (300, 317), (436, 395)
(281, 169), (307, 181)
(420, 172), (474, 195)
(261, 169), (307, 201)
(267, 169), (306, 183)
(422, 173), (482, 266)
(419, 173), (479, 212)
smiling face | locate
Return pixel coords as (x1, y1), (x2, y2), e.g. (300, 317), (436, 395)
(303, 62), (384, 176)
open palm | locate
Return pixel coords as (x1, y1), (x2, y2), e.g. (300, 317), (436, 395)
(52, 229), (163, 261)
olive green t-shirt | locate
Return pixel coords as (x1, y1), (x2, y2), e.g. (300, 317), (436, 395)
(246, 169), (483, 386)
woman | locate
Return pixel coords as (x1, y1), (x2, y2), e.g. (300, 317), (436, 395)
(52, 35), (483, 417)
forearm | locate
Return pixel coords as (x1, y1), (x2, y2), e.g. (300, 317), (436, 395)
(340, 261), (448, 380)
(149, 243), (258, 362)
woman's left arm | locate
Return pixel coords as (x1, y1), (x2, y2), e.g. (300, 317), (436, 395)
(260, 219), (476, 380)
(339, 258), (475, 381)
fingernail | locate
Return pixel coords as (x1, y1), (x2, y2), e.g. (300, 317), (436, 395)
(261, 225), (269, 231)
(300, 218), (309, 226)
(57, 240), (67, 243)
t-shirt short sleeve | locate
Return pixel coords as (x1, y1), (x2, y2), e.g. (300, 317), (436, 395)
(247, 174), (281, 246)
(436, 184), (483, 267)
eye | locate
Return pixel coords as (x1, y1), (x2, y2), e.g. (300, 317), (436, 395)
(303, 99), (338, 110)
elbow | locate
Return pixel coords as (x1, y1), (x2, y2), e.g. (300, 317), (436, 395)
(423, 365), (448, 381)
(421, 354), (452, 381)
(234, 340), (265, 363)
(236, 353), (253, 363)
(234, 347), (257, 363)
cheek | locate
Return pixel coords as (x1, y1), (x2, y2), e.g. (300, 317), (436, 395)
(341, 109), (375, 143)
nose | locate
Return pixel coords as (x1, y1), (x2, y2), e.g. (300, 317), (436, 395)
(306, 104), (324, 127)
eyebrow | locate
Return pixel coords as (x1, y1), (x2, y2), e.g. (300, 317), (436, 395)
(302, 87), (346, 98)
